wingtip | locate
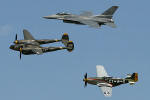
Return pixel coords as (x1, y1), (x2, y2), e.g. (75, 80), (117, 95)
(113, 6), (119, 8)
(23, 29), (28, 32)
(96, 65), (104, 68)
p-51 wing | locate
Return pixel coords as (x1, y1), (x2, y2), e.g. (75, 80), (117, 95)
(97, 82), (112, 97)
(96, 65), (112, 97)
(96, 65), (109, 77)
(99, 86), (112, 97)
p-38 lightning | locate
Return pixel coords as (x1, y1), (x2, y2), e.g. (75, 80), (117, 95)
(83, 65), (138, 97)
(43, 6), (119, 28)
(9, 29), (74, 59)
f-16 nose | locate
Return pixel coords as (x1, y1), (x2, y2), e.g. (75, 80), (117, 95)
(43, 16), (50, 19)
(43, 15), (59, 19)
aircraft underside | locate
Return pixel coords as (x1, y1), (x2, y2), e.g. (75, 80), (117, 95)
(63, 20), (86, 25)
(87, 78), (129, 87)
(63, 20), (105, 27)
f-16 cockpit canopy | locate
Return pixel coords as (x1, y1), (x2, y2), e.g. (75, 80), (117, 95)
(56, 12), (71, 15)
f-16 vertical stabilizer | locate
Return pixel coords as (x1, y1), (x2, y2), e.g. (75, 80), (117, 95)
(101, 6), (119, 17)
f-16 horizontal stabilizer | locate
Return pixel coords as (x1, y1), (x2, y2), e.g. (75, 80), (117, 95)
(105, 23), (116, 28)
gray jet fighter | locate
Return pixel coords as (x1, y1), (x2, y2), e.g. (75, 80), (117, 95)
(43, 6), (119, 28)
(9, 29), (74, 59)
(83, 65), (138, 97)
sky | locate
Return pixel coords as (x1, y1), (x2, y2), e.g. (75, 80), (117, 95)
(0, 0), (149, 100)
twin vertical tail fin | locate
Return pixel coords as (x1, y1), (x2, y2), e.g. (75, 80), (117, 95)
(61, 33), (74, 52)
(126, 73), (138, 85)
(62, 33), (69, 46)
(66, 41), (74, 52)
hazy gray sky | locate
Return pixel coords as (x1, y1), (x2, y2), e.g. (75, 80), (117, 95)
(0, 0), (149, 100)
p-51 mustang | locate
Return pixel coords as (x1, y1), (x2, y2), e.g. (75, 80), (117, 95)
(43, 6), (119, 28)
(9, 29), (74, 59)
(83, 65), (138, 97)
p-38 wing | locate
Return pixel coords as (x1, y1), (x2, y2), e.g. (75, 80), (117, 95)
(25, 45), (43, 55)
(23, 29), (35, 40)
(96, 65), (112, 97)
(32, 48), (43, 55)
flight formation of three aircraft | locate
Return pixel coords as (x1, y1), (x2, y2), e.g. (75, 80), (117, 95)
(9, 6), (138, 97)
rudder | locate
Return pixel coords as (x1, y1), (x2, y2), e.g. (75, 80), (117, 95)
(62, 33), (69, 46)
(101, 6), (119, 16)
(131, 73), (138, 82)
(67, 41), (74, 52)
(126, 73), (138, 85)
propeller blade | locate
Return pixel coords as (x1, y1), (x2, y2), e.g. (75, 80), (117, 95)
(19, 48), (22, 60)
(14, 34), (18, 44)
(84, 81), (87, 88)
(84, 73), (87, 88)
(84, 73), (87, 79)
(15, 34), (17, 40)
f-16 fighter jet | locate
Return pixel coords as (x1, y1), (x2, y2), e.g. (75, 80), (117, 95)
(9, 29), (74, 59)
(43, 6), (119, 28)
(83, 65), (138, 97)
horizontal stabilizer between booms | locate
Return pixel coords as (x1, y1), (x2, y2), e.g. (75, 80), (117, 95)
(105, 22), (116, 28)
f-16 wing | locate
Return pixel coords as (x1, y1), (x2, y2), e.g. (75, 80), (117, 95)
(81, 20), (99, 28)
(23, 29), (35, 40)
(65, 17), (100, 28)
(80, 11), (93, 16)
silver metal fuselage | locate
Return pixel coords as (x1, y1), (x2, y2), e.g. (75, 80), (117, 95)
(43, 14), (114, 25)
